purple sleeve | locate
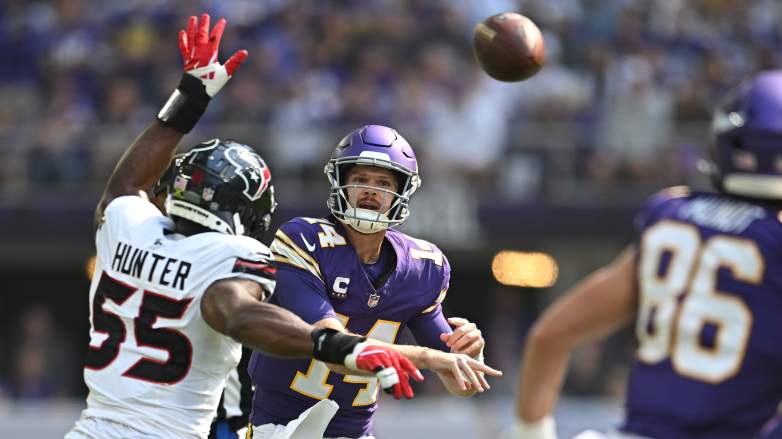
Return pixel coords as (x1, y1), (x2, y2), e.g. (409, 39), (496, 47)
(407, 304), (450, 351)
(269, 264), (337, 324)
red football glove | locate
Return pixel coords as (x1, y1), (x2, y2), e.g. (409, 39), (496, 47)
(344, 342), (424, 400)
(177, 13), (247, 97)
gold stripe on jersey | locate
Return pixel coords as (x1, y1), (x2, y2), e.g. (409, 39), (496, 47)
(270, 250), (312, 278)
(421, 288), (448, 314)
(270, 243), (322, 282)
(275, 230), (322, 273)
(270, 237), (323, 282)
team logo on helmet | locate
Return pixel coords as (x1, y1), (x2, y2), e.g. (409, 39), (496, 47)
(225, 146), (272, 201)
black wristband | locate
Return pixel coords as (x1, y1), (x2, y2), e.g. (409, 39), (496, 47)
(157, 74), (211, 133)
(311, 328), (366, 365)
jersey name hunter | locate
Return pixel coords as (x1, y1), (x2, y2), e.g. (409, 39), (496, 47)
(111, 241), (192, 290)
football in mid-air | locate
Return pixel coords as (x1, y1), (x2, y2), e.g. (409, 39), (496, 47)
(473, 12), (545, 82)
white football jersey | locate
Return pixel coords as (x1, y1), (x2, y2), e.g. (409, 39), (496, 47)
(77, 196), (275, 438)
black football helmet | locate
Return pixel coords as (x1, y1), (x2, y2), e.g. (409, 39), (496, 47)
(166, 139), (277, 240)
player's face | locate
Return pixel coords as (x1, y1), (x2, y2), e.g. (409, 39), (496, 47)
(344, 165), (399, 214)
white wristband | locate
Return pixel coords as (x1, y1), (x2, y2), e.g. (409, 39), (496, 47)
(343, 341), (367, 371)
(508, 415), (557, 439)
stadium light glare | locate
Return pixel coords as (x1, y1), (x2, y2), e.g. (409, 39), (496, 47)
(86, 255), (96, 280)
(492, 250), (558, 288)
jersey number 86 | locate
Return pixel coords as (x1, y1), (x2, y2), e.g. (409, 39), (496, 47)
(637, 220), (763, 383)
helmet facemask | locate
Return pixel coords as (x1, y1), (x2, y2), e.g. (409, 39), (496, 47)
(326, 156), (421, 234)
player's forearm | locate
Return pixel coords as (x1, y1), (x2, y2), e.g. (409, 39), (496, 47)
(516, 249), (637, 420)
(225, 301), (314, 358)
(516, 327), (571, 421)
(98, 122), (183, 209)
(375, 342), (432, 369)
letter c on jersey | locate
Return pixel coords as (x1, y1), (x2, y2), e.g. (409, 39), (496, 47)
(332, 277), (350, 299)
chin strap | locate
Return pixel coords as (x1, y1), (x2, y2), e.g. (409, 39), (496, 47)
(341, 207), (391, 234)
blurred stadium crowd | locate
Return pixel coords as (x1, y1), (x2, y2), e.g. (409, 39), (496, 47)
(4, 0), (781, 196)
(1, 0), (780, 410)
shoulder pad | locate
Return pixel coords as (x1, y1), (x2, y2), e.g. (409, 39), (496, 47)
(646, 186), (692, 210)
(635, 186), (693, 233)
(278, 217), (348, 252)
(224, 234), (273, 262)
(269, 218), (340, 283)
(406, 236), (447, 269)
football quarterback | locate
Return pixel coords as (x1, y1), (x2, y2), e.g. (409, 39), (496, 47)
(247, 125), (502, 439)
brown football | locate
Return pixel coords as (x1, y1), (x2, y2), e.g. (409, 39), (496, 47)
(473, 12), (545, 82)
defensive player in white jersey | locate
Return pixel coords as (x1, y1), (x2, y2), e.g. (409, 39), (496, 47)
(65, 14), (422, 439)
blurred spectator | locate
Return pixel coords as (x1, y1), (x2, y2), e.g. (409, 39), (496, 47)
(9, 305), (75, 400)
(590, 53), (674, 183)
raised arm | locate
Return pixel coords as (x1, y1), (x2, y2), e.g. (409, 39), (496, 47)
(508, 246), (638, 439)
(94, 13), (247, 228)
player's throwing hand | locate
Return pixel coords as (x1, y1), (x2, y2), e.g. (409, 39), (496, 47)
(425, 350), (502, 393)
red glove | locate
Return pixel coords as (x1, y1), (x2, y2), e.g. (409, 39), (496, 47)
(158, 13), (247, 133)
(177, 13), (247, 97)
(345, 342), (424, 400)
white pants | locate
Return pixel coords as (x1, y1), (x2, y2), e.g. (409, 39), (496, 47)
(64, 415), (151, 439)
(250, 400), (375, 439)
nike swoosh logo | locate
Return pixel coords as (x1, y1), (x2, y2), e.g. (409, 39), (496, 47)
(300, 233), (317, 252)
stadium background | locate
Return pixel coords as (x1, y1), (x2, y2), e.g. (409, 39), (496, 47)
(0, 0), (774, 436)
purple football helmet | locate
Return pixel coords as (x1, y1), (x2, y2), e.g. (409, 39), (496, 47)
(325, 125), (421, 233)
(711, 70), (782, 199)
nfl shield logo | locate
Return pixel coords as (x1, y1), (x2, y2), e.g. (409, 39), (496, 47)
(202, 187), (215, 201)
(367, 293), (380, 308)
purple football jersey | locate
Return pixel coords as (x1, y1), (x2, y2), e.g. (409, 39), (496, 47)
(249, 216), (451, 438)
(622, 187), (782, 439)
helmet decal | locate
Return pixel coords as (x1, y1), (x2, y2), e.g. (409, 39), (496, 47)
(224, 145), (272, 201)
